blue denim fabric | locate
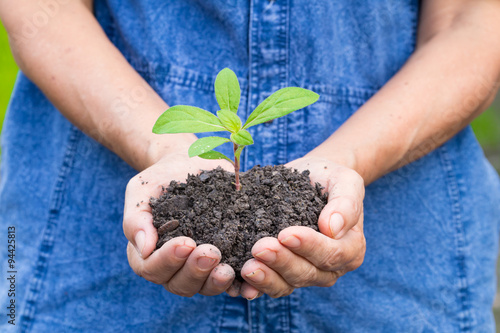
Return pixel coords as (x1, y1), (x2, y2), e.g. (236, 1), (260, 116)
(1, 0), (499, 332)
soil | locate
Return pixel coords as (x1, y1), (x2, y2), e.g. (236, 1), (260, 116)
(150, 165), (328, 278)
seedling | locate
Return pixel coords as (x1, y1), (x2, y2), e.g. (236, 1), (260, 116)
(153, 68), (319, 190)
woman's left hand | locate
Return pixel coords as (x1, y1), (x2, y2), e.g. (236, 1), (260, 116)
(236, 156), (366, 300)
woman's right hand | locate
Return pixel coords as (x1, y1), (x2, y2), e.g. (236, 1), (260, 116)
(123, 153), (240, 297)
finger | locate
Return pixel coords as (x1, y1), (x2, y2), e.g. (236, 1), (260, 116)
(123, 173), (165, 258)
(127, 236), (196, 284)
(199, 263), (235, 296)
(319, 167), (364, 239)
(241, 259), (294, 298)
(226, 279), (242, 297)
(278, 226), (365, 272)
(239, 282), (262, 301)
(252, 237), (339, 288)
(165, 244), (221, 297)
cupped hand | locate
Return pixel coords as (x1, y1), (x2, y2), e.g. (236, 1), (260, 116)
(123, 152), (238, 297)
(238, 156), (366, 300)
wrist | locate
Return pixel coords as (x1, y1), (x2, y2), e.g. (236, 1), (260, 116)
(305, 146), (356, 170)
(304, 146), (369, 183)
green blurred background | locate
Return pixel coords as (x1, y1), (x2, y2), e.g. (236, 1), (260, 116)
(1, 20), (500, 327)
(0, 22), (17, 152)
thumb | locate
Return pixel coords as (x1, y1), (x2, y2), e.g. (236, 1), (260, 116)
(123, 174), (161, 258)
(317, 168), (364, 239)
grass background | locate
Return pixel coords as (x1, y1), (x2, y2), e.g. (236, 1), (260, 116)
(1, 20), (500, 328)
(0, 21), (17, 145)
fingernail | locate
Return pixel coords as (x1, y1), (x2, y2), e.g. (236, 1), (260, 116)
(175, 245), (194, 259)
(197, 256), (217, 270)
(246, 292), (262, 301)
(255, 249), (276, 263)
(280, 235), (301, 248)
(213, 275), (231, 287)
(330, 213), (344, 239)
(134, 230), (145, 257)
(245, 269), (265, 283)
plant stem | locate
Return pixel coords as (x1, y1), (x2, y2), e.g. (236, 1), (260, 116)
(233, 143), (241, 191)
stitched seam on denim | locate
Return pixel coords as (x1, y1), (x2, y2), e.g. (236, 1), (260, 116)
(281, 296), (290, 333)
(284, 0), (291, 167)
(242, 0), (254, 172)
(276, 0), (289, 165)
(132, 61), (251, 95)
(288, 289), (300, 333)
(134, 61), (373, 106)
(19, 126), (80, 333)
(132, 59), (372, 108)
(248, 299), (256, 333)
(410, 0), (419, 49)
(302, 83), (377, 104)
(217, 294), (227, 333)
(439, 145), (474, 331)
(245, 0), (261, 173)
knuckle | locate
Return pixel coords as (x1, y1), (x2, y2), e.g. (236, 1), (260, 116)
(130, 265), (143, 278)
(358, 182), (365, 199)
(352, 221), (364, 233)
(198, 285), (222, 297)
(335, 168), (365, 200)
(345, 238), (366, 272)
(321, 279), (337, 288)
(356, 233), (367, 255)
(345, 168), (363, 185)
(166, 284), (196, 297)
(345, 256), (364, 272)
(360, 234), (367, 252)
(318, 247), (345, 271)
(122, 215), (132, 229)
(122, 221), (137, 241)
(139, 267), (164, 285)
(317, 273), (338, 287)
(289, 266), (317, 288)
(350, 249), (366, 271)
(199, 290), (218, 297)
(269, 287), (294, 299)
(350, 172), (365, 197)
(340, 196), (359, 215)
(352, 255), (365, 270)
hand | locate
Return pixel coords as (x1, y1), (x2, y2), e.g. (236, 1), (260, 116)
(238, 156), (366, 299)
(123, 152), (238, 296)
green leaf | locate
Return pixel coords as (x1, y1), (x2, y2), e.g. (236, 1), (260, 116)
(153, 105), (226, 134)
(243, 87), (319, 129)
(217, 109), (242, 133)
(230, 129), (254, 146)
(198, 151), (233, 164)
(234, 145), (245, 160)
(215, 68), (241, 114)
(188, 136), (231, 158)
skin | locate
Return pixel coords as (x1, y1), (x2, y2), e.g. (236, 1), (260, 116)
(1, 0), (500, 300)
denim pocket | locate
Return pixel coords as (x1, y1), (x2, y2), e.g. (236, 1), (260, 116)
(136, 63), (249, 159)
(285, 83), (377, 161)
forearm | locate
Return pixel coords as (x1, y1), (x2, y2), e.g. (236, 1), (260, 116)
(308, 0), (500, 184)
(0, 1), (194, 171)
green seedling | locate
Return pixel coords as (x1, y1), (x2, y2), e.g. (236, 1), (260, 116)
(153, 68), (319, 191)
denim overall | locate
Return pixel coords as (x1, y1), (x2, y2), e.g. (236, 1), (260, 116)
(1, 0), (499, 332)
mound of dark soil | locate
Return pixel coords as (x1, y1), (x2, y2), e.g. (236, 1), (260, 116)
(150, 165), (327, 278)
